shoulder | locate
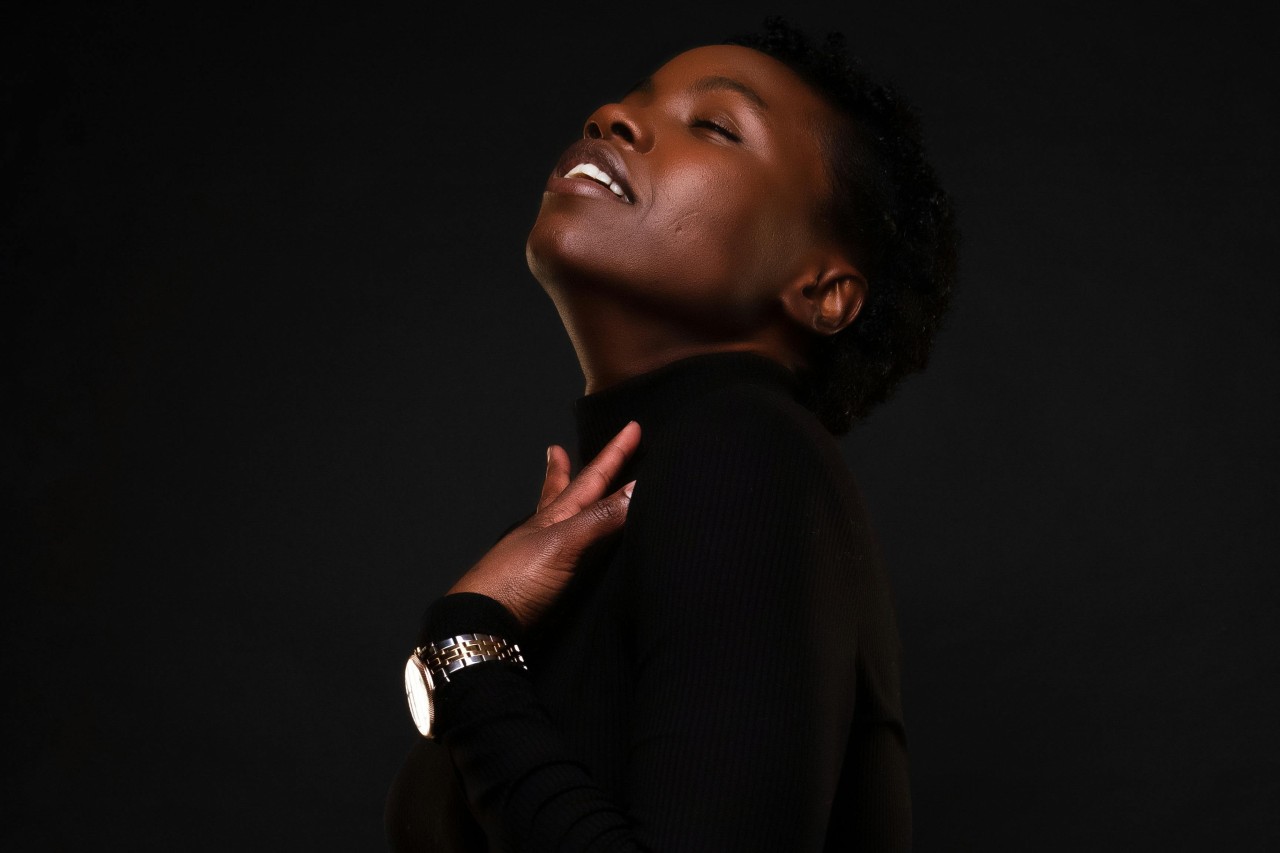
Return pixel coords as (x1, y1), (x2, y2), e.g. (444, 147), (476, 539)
(621, 382), (872, 622)
(627, 382), (854, 543)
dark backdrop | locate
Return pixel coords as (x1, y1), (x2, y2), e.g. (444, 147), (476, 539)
(5, 1), (1277, 849)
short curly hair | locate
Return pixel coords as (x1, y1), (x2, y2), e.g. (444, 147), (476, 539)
(726, 17), (959, 435)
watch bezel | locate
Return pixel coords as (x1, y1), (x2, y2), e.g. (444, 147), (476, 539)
(404, 652), (436, 739)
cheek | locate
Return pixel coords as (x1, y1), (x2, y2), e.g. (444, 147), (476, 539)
(647, 160), (782, 280)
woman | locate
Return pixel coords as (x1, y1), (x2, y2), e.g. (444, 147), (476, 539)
(387, 17), (956, 852)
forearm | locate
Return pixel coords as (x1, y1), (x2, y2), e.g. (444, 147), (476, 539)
(423, 593), (650, 852)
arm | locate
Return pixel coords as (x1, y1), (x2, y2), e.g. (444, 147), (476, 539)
(619, 396), (860, 849)
(423, 397), (862, 851)
(404, 421), (648, 851)
(422, 593), (648, 851)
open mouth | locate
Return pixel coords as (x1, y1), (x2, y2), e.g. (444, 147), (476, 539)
(553, 138), (635, 204)
(563, 162), (630, 202)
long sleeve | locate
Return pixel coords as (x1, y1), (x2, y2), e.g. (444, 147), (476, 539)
(417, 388), (878, 851)
(617, 391), (864, 849)
(423, 594), (645, 851)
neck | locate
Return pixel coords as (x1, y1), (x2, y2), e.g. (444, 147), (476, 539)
(546, 285), (811, 395)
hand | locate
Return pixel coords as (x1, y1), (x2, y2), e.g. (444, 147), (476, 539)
(446, 421), (641, 630)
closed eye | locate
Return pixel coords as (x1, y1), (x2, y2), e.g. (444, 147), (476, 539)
(692, 118), (741, 143)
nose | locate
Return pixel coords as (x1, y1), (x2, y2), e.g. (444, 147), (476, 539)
(583, 102), (652, 152)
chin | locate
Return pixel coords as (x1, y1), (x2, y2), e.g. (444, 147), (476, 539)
(525, 224), (572, 300)
(525, 204), (638, 299)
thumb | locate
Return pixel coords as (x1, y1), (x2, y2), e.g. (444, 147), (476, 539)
(554, 479), (636, 550)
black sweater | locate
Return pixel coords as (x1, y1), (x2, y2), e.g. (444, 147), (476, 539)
(385, 350), (911, 851)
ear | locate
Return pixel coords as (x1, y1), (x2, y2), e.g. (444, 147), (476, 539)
(779, 255), (867, 337)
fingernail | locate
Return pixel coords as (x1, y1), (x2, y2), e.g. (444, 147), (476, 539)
(546, 446), (553, 464)
(624, 479), (636, 498)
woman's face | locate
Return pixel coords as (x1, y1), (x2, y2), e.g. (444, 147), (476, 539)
(526, 44), (842, 337)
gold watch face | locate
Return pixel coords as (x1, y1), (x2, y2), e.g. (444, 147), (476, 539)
(404, 654), (435, 738)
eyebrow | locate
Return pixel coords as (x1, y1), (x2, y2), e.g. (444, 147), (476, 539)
(622, 74), (769, 115)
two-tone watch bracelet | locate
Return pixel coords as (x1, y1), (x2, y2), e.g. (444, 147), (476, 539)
(414, 632), (528, 683)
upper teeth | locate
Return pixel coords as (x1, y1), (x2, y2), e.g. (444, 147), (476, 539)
(565, 162), (628, 200)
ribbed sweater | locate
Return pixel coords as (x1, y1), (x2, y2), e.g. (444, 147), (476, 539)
(385, 350), (911, 851)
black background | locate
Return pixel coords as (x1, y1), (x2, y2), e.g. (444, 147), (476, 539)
(5, 1), (1278, 849)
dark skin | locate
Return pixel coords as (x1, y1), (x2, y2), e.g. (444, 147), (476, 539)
(448, 45), (865, 629)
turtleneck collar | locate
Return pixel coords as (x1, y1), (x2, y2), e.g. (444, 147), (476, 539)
(572, 350), (805, 467)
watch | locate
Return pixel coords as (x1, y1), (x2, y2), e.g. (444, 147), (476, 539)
(404, 632), (528, 739)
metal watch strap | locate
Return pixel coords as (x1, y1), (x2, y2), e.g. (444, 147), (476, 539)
(414, 633), (527, 684)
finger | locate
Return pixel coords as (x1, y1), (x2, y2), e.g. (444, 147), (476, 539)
(552, 479), (636, 551)
(537, 444), (571, 511)
(546, 421), (641, 519)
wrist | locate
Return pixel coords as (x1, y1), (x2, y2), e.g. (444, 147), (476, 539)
(405, 593), (530, 740)
(420, 592), (524, 648)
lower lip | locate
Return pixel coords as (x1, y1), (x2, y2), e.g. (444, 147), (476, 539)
(545, 174), (631, 204)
